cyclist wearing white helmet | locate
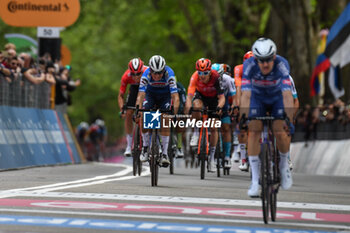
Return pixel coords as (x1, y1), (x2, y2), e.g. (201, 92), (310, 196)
(136, 55), (180, 167)
(241, 37), (294, 197)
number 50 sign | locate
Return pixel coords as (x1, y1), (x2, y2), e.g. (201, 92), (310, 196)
(0, 0), (80, 27)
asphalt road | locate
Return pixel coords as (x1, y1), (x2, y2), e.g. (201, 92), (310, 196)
(0, 157), (349, 233)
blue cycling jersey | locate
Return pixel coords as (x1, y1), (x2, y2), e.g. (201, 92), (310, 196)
(241, 55), (292, 96)
(139, 66), (178, 95)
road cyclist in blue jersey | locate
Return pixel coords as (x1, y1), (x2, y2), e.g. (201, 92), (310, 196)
(135, 55), (180, 168)
(240, 38), (294, 197)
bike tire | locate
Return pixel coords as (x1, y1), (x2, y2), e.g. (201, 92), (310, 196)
(260, 143), (270, 224)
(168, 132), (174, 175)
(132, 125), (140, 176)
(270, 149), (279, 221)
(199, 130), (207, 180)
(216, 142), (221, 177)
(150, 130), (159, 186)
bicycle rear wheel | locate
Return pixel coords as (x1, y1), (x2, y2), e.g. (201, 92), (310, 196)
(260, 143), (270, 224)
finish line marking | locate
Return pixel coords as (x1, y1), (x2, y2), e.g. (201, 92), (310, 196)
(0, 191), (348, 212)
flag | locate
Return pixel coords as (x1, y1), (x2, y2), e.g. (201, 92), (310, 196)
(328, 66), (345, 99)
(324, 3), (350, 67)
(4, 33), (38, 57)
(310, 53), (330, 97)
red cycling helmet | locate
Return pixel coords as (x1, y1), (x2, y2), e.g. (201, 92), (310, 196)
(128, 58), (144, 73)
(243, 51), (254, 62)
(196, 58), (212, 71)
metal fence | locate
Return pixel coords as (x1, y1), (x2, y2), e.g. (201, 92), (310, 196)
(0, 73), (52, 109)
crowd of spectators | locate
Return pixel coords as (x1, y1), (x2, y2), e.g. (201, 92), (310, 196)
(0, 42), (80, 112)
(294, 99), (350, 144)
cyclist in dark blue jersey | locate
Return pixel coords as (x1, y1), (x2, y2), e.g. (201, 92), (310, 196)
(241, 38), (294, 197)
(136, 55), (179, 167)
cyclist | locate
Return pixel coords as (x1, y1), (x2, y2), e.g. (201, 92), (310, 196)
(211, 63), (236, 168)
(136, 55), (179, 167)
(240, 38), (294, 197)
(184, 58), (225, 172)
(233, 51), (254, 171)
(118, 58), (147, 157)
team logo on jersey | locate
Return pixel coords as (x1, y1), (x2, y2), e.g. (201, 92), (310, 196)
(143, 110), (161, 129)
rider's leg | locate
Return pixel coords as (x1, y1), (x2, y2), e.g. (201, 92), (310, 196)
(222, 122), (232, 160)
(190, 99), (203, 146)
(238, 129), (248, 170)
(124, 109), (134, 155)
(247, 120), (262, 185)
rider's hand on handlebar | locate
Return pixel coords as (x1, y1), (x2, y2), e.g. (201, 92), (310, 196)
(216, 106), (223, 116)
(239, 113), (248, 130)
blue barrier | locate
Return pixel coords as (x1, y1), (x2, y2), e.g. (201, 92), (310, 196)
(0, 106), (81, 170)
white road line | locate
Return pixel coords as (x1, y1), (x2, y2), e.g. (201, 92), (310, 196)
(0, 191), (349, 212)
(0, 208), (347, 230)
(0, 164), (150, 198)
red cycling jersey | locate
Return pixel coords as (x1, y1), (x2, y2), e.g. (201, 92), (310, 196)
(119, 66), (148, 94)
(233, 64), (243, 87)
(187, 70), (224, 98)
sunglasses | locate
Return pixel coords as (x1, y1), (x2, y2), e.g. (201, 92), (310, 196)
(131, 72), (141, 76)
(11, 62), (18, 66)
(151, 70), (164, 75)
(198, 71), (210, 76)
(257, 57), (274, 63)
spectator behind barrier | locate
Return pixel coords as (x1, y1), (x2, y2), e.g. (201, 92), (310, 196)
(55, 66), (81, 113)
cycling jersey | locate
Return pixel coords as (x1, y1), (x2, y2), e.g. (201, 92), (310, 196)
(222, 74), (236, 99)
(119, 66), (148, 95)
(242, 55), (292, 118)
(139, 66), (177, 95)
(234, 64), (243, 87)
(241, 55), (291, 96)
(187, 70), (224, 97)
(289, 75), (298, 99)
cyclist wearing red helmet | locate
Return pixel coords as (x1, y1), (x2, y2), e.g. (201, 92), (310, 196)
(184, 58), (225, 172)
(118, 58), (148, 156)
(231, 51), (254, 171)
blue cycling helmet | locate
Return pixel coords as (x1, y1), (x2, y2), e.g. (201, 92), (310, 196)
(211, 63), (224, 75)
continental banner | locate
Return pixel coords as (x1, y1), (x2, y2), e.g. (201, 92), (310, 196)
(0, 0), (80, 27)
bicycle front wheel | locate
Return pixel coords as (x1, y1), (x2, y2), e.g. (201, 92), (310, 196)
(260, 143), (270, 224)
(132, 125), (141, 176)
(150, 130), (159, 186)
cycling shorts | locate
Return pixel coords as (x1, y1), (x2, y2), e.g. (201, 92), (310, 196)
(193, 91), (218, 118)
(248, 92), (285, 118)
(143, 91), (172, 110)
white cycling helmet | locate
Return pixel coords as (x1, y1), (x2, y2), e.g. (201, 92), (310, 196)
(149, 55), (166, 72)
(95, 119), (105, 127)
(252, 38), (277, 60)
(211, 63), (224, 75)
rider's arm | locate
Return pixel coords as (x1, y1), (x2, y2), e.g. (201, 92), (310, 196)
(118, 71), (129, 109)
(184, 72), (197, 114)
(217, 94), (225, 109)
(281, 75), (294, 121)
(240, 70), (252, 117)
(171, 92), (180, 115)
(234, 65), (242, 106)
(118, 92), (125, 110)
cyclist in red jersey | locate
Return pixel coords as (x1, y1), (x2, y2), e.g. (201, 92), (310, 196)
(118, 58), (147, 156)
(232, 51), (253, 171)
(184, 58), (225, 172)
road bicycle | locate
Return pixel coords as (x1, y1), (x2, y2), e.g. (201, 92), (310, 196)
(135, 105), (172, 186)
(190, 107), (220, 180)
(249, 115), (291, 224)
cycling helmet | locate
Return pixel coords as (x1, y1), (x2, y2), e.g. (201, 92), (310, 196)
(95, 119), (105, 127)
(149, 55), (166, 72)
(196, 58), (211, 71)
(221, 64), (232, 74)
(243, 51), (254, 62)
(211, 63), (224, 75)
(79, 121), (89, 130)
(128, 58), (144, 73)
(252, 38), (276, 60)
